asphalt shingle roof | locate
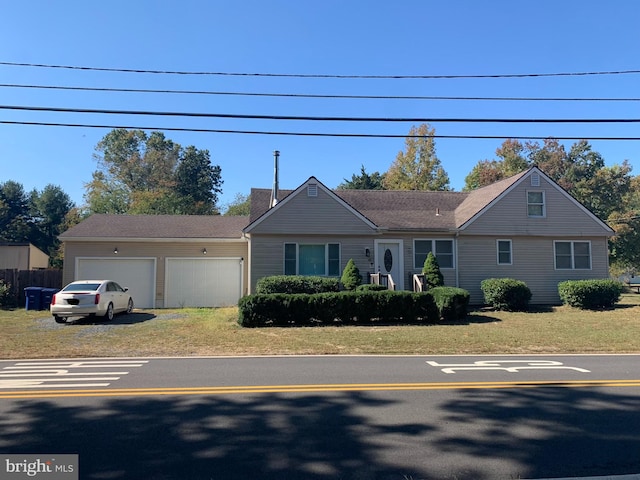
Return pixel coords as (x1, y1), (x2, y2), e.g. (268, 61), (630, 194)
(59, 214), (249, 239)
(61, 169), (531, 240)
(249, 170), (527, 231)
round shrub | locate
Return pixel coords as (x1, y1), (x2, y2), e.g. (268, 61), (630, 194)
(558, 279), (623, 309)
(481, 278), (532, 311)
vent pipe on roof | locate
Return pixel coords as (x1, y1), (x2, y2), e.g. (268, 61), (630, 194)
(270, 150), (280, 208)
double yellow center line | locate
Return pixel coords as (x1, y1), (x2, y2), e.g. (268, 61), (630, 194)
(2, 379), (640, 399)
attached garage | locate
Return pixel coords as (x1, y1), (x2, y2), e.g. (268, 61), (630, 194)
(59, 214), (249, 308)
(76, 257), (156, 308)
(165, 257), (243, 308)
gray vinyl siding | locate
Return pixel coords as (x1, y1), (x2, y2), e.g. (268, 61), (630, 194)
(249, 235), (379, 292)
(249, 187), (376, 235)
(463, 176), (613, 236)
(457, 235), (610, 304)
(63, 241), (249, 306)
(249, 233), (459, 293)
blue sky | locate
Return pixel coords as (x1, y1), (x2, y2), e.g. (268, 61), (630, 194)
(1, 0), (639, 210)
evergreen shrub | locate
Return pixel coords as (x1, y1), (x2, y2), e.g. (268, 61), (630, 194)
(480, 278), (532, 311)
(558, 279), (623, 309)
(341, 259), (362, 290)
(255, 275), (340, 294)
(237, 287), (468, 327)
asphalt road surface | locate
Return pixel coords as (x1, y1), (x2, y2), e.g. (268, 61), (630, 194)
(1, 354), (639, 480)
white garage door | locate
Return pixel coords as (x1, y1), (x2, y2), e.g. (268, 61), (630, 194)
(76, 258), (156, 308)
(165, 258), (242, 308)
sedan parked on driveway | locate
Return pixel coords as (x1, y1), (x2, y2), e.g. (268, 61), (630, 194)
(50, 280), (134, 324)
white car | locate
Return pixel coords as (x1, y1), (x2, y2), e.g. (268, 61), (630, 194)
(50, 280), (134, 324)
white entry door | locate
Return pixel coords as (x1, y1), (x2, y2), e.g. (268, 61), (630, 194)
(375, 240), (404, 290)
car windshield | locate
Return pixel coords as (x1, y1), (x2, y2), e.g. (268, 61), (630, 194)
(63, 283), (101, 292)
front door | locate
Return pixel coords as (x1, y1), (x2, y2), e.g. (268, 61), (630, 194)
(375, 241), (404, 290)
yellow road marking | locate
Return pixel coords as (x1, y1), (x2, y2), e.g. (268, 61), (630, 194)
(1, 379), (640, 399)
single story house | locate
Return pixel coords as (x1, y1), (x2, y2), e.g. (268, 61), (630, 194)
(0, 243), (50, 270)
(59, 167), (614, 307)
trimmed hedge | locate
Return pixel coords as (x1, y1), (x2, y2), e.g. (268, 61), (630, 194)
(237, 288), (470, 327)
(558, 279), (623, 309)
(480, 278), (532, 311)
(255, 275), (340, 294)
(430, 286), (470, 321)
(356, 284), (389, 292)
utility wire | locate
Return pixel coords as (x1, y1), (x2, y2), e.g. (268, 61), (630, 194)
(1, 104), (639, 123)
(2, 83), (639, 102)
(2, 61), (640, 78)
(2, 120), (639, 140)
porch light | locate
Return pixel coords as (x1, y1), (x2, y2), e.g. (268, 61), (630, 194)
(113, 247), (118, 255)
(202, 248), (207, 255)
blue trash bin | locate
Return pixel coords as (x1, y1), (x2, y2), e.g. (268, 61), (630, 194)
(41, 288), (59, 310)
(24, 287), (44, 311)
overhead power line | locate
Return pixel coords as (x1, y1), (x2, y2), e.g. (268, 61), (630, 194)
(2, 120), (640, 140)
(2, 104), (639, 123)
(2, 83), (639, 102)
(2, 61), (640, 79)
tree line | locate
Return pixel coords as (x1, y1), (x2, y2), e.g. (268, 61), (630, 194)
(1, 125), (638, 272)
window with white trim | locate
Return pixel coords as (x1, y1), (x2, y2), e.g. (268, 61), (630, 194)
(414, 239), (454, 269)
(527, 191), (545, 217)
(284, 243), (340, 276)
(554, 241), (591, 269)
(497, 239), (512, 265)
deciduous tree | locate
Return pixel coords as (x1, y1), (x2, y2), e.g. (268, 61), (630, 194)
(383, 124), (450, 191)
(86, 129), (223, 215)
(224, 193), (251, 216)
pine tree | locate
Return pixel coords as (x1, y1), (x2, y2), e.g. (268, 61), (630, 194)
(422, 252), (444, 289)
(341, 259), (362, 290)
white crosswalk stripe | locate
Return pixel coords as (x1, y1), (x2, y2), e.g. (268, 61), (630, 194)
(0, 360), (148, 389)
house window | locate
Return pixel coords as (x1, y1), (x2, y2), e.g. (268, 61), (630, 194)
(527, 191), (545, 217)
(414, 239), (454, 269)
(554, 241), (591, 270)
(497, 239), (512, 265)
(284, 243), (340, 276)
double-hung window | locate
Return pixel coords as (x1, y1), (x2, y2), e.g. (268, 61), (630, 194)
(284, 243), (340, 276)
(497, 239), (512, 265)
(527, 191), (545, 217)
(414, 239), (454, 269)
(554, 241), (591, 269)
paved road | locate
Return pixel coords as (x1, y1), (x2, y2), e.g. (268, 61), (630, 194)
(1, 354), (639, 480)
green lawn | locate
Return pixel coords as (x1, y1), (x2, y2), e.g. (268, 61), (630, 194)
(1, 295), (640, 359)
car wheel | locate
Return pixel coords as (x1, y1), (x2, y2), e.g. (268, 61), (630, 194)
(126, 298), (134, 314)
(104, 303), (114, 321)
(54, 315), (67, 324)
